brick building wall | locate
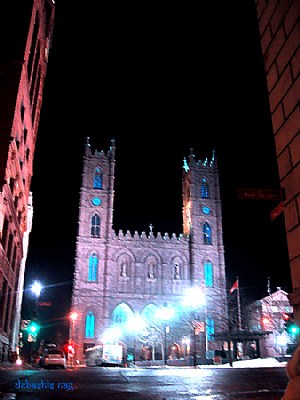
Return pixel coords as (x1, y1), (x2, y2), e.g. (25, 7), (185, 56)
(255, 1), (300, 327)
(0, 0), (55, 359)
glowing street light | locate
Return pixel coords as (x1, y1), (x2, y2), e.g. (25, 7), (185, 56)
(182, 286), (206, 367)
(69, 311), (78, 367)
(102, 327), (122, 344)
(156, 303), (175, 321)
(182, 286), (206, 308)
(70, 312), (78, 322)
(127, 315), (146, 363)
(31, 281), (42, 298)
(27, 280), (43, 363)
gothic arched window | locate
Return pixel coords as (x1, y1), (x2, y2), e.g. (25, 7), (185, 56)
(85, 311), (95, 338)
(204, 261), (213, 287)
(203, 222), (212, 245)
(88, 252), (98, 281)
(93, 167), (103, 189)
(91, 214), (100, 237)
(201, 178), (209, 199)
(111, 303), (134, 325)
(141, 304), (157, 322)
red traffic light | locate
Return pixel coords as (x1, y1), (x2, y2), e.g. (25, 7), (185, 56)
(282, 313), (290, 321)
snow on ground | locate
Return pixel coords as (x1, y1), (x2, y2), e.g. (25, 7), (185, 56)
(212, 357), (288, 368)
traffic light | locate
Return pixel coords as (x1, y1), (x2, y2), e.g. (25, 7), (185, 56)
(27, 321), (40, 336)
(283, 313), (300, 335)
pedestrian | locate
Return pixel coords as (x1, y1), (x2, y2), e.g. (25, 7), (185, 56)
(282, 345), (300, 400)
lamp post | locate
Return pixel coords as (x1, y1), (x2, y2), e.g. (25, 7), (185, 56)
(29, 280), (42, 363)
(182, 286), (206, 367)
(31, 280), (42, 315)
(127, 315), (145, 364)
(156, 303), (174, 365)
(69, 312), (78, 367)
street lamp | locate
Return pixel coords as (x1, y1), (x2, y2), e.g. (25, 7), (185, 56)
(31, 280), (42, 313)
(156, 303), (175, 365)
(28, 280), (42, 363)
(102, 327), (122, 344)
(182, 286), (206, 367)
(69, 312), (78, 367)
(127, 315), (146, 363)
(70, 312), (78, 342)
(31, 280), (42, 298)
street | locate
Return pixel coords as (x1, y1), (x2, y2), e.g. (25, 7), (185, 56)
(0, 364), (289, 399)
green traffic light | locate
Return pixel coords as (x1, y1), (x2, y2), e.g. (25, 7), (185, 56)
(27, 321), (40, 335)
(291, 326), (300, 335)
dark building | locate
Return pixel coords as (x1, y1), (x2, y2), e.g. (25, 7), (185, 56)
(255, 1), (300, 329)
(71, 139), (228, 364)
(0, 0), (55, 360)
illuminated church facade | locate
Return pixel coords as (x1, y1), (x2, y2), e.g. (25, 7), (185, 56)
(71, 139), (228, 364)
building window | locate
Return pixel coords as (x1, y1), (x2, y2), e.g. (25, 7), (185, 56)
(201, 178), (209, 199)
(20, 101), (25, 123)
(7, 233), (14, 263)
(141, 304), (157, 321)
(204, 261), (213, 287)
(24, 128), (28, 143)
(203, 223), (212, 245)
(1, 218), (9, 249)
(85, 311), (95, 338)
(174, 262), (181, 279)
(93, 168), (103, 189)
(88, 253), (98, 282)
(91, 214), (100, 237)
(147, 262), (155, 279)
(206, 317), (214, 341)
(120, 262), (128, 277)
(111, 303), (133, 325)
(9, 178), (15, 193)
(11, 246), (17, 271)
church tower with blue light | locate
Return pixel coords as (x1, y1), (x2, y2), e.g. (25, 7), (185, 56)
(71, 139), (228, 364)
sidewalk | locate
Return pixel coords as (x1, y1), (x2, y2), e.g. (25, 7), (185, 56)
(0, 361), (37, 370)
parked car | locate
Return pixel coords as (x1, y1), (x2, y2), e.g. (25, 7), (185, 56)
(40, 348), (66, 369)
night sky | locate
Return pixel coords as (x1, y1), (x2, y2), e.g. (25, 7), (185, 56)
(21, 1), (291, 339)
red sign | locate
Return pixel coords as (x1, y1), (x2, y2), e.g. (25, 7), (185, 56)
(237, 188), (284, 201)
(270, 201), (284, 221)
(37, 302), (52, 306)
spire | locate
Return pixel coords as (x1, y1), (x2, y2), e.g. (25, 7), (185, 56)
(267, 276), (271, 295)
(183, 157), (189, 172)
(189, 148), (194, 165)
(85, 136), (91, 155)
(109, 138), (116, 158)
(210, 149), (215, 166)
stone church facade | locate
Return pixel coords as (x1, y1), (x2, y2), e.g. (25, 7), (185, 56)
(71, 139), (228, 364)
